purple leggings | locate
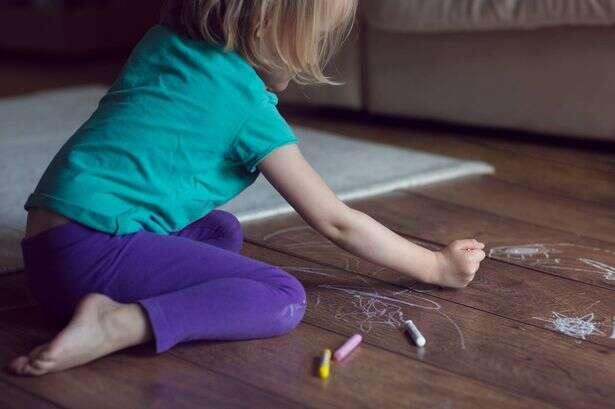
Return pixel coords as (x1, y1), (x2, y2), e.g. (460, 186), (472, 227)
(20, 210), (306, 353)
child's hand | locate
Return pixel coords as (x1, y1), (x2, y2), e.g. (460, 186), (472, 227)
(433, 239), (486, 288)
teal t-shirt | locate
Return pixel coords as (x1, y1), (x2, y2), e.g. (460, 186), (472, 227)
(24, 24), (298, 235)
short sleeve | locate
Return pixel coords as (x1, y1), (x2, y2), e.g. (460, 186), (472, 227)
(231, 102), (298, 173)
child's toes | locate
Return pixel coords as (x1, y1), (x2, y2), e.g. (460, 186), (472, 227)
(30, 355), (55, 371)
(31, 344), (56, 363)
(23, 360), (52, 376)
(28, 347), (57, 374)
(9, 344), (57, 376)
(28, 344), (48, 358)
(8, 356), (29, 375)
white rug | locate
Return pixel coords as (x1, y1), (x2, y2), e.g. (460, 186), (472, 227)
(0, 86), (494, 274)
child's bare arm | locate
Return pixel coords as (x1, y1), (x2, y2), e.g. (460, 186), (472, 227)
(258, 144), (485, 287)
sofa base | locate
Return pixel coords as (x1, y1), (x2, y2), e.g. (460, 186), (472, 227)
(366, 26), (615, 140)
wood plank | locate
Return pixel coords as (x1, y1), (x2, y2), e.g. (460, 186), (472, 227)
(352, 186), (615, 289)
(285, 113), (615, 205)
(243, 211), (615, 349)
(0, 272), (37, 311)
(474, 137), (615, 174)
(238, 242), (613, 409)
(172, 322), (553, 409)
(0, 380), (62, 409)
(408, 176), (615, 245)
(0, 307), (305, 409)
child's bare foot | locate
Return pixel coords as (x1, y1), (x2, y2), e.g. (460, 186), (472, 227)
(8, 293), (152, 376)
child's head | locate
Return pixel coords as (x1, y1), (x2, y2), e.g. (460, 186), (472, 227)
(162, 0), (357, 91)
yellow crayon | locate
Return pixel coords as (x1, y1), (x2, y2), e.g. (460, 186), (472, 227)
(318, 349), (332, 379)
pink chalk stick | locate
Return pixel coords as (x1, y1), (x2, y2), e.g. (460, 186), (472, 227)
(333, 334), (362, 362)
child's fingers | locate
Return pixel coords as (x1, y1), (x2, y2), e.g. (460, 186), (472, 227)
(453, 239), (482, 250)
(475, 250), (486, 261)
(464, 249), (486, 261)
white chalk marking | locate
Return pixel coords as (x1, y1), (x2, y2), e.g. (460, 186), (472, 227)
(436, 309), (467, 350)
(278, 266), (338, 278)
(578, 300), (601, 314)
(319, 284), (466, 349)
(489, 244), (556, 261)
(319, 285), (441, 310)
(579, 258), (615, 281)
(393, 289), (410, 295)
(264, 226), (467, 348)
(262, 225), (313, 242)
(489, 243), (615, 281)
(533, 311), (605, 340)
(285, 242), (335, 249)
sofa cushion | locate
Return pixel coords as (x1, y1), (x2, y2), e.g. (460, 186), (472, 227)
(364, 0), (615, 33)
(364, 26), (615, 139)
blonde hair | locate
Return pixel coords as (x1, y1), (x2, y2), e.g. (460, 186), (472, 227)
(161, 0), (357, 85)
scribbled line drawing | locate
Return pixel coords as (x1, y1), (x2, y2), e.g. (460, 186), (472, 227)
(280, 265), (371, 285)
(579, 258), (615, 281)
(533, 311), (605, 340)
(490, 244), (550, 260)
(278, 266), (338, 278)
(319, 284), (466, 349)
(489, 243), (615, 282)
(276, 266), (334, 312)
(262, 225), (313, 242)
(329, 287), (406, 332)
(266, 226), (465, 348)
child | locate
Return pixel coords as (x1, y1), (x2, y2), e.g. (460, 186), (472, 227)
(10, 0), (485, 376)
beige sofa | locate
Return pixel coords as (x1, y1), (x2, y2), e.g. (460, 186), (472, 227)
(281, 0), (615, 140)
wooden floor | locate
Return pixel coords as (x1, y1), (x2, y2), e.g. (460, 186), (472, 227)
(1, 53), (615, 409)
